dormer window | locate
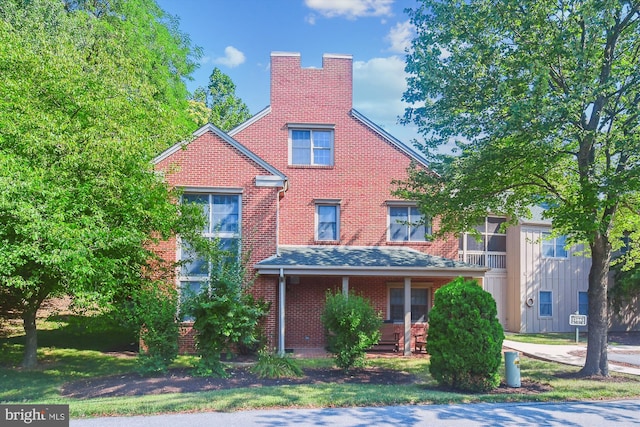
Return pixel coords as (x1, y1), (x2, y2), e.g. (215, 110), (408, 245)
(288, 124), (334, 166)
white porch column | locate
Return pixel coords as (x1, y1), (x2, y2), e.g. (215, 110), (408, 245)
(278, 270), (285, 356)
(342, 276), (349, 296)
(403, 277), (412, 356)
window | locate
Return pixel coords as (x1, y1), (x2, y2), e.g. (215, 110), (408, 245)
(459, 216), (507, 252)
(458, 216), (507, 268)
(389, 288), (429, 322)
(316, 203), (339, 241)
(542, 233), (568, 258)
(290, 129), (334, 166)
(539, 291), (552, 317)
(179, 193), (241, 319)
(578, 291), (588, 316)
(389, 206), (430, 242)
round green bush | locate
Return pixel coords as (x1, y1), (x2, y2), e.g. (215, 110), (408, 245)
(321, 291), (382, 372)
(427, 277), (504, 392)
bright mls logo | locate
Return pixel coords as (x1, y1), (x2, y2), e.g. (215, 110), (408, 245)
(1, 405), (68, 426)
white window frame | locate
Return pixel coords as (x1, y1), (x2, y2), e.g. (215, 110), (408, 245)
(315, 200), (340, 242)
(387, 283), (432, 323)
(387, 202), (431, 242)
(288, 125), (335, 166)
(542, 232), (568, 258)
(539, 290), (553, 318)
(178, 190), (242, 319)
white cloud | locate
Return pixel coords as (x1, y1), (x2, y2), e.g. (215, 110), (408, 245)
(386, 20), (415, 54)
(305, 13), (317, 25)
(213, 46), (246, 68)
(305, 0), (393, 19)
(353, 56), (417, 141)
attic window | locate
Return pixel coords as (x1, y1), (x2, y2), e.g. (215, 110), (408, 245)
(288, 126), (334, 166)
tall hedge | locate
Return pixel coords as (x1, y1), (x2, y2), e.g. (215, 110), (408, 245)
(427, 277), (504, 392)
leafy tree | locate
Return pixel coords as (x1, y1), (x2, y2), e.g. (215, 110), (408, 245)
(188, 68), (251, 130)
(398, 0), (640, 376)
(427, 277), (504, 392)
(0, 0), (201, 368)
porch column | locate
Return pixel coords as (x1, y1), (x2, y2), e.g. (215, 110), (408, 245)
(342, 276), (349, 296)
(278, 270), (285, 356)
(403, 277), (412, 356)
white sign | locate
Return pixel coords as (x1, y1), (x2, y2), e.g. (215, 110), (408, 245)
(569, 314), (587, 326)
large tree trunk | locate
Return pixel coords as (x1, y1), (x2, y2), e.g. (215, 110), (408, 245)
(580, 233), (610, 376)
(21, 307), (38, 369)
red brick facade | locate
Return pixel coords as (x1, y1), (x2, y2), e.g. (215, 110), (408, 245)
(155, 52), (466, 353)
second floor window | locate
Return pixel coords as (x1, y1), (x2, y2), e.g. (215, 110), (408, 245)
(316, 204), (339, 241)
(542, 232), (568, 258)
(389, 206), (430, 242)
(290, 129), (334, 166)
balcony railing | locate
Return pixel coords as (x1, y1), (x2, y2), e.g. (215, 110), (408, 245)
(459, 252), (506, 269)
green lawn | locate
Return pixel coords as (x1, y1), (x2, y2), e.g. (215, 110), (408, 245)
(505, 333), (586, 345)
(2, 316), (640, 418)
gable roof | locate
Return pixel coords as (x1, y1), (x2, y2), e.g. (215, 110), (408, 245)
(228, 106), (272, 137)
(228, 106), (430, 170)
(350, 109), (430, 169)
(153, 123), (286, 180)
(255, 245), (487, 277)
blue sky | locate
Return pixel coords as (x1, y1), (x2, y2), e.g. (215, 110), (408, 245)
(155, 0), (423, 147)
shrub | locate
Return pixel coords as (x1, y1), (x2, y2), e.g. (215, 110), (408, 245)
(183, 277), (269, 377)
(321, 291), (382, 372)
(250, 348), (303, 379)
(133, 285), (180, 375)
(427, 277), (504, 392)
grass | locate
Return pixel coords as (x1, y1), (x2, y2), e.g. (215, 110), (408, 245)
(505, 333), (587, 345)
(2, 316), (640, 419)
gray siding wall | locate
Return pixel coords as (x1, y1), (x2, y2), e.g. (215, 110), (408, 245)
(484, 271), (508, 329)
(517, 226), (590, 333)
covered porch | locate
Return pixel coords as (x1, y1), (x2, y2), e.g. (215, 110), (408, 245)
(255, 245), (487, 356)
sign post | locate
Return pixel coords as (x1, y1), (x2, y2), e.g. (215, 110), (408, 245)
(569, 312), (587, 343)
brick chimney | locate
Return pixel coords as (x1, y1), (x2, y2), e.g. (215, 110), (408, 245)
(269, 52), (353, 119)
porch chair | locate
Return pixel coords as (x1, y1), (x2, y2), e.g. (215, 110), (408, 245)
(413, 324), (427, 353)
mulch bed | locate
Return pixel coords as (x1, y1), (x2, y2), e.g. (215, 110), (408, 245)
(60, 332), (640, 399)
(61, 366), (417, 399)
(60, 360), (551, 399)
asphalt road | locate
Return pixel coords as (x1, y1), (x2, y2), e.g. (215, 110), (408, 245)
(70, 399), (640, 427)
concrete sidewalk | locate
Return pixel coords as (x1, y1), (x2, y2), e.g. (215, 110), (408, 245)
(503, 339), (640, 376)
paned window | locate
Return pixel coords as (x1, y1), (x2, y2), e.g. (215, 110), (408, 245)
(578, 291), (589, 316)
(316, 204), (339, 241)
(539, 291), (553, 317)
(389, 206), (430, 242)
(542, 233), (568, 258)
(179, 193), (241, 319)
(459, 216), (507, 252)
(290, 129), (334, 166)
(389, 288), (429, 323)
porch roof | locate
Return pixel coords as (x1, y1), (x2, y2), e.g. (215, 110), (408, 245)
(255, 245), (488, 277)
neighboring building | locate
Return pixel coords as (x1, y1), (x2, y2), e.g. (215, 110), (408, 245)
(459, 211), (591, 334)
(155, 52), (487, 355)
(460, 208), (639, 334)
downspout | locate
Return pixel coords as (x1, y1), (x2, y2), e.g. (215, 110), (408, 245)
(276, 180), (288, 257)
(278, 267), (286, 356)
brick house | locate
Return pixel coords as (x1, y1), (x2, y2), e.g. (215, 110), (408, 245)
(154, 52), (487, 355)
